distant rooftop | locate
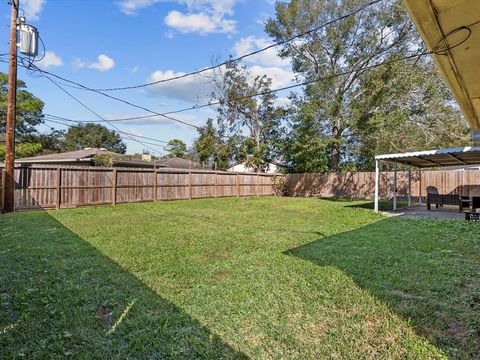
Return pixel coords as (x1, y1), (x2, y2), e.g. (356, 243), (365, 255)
(17, 148), (115, 164)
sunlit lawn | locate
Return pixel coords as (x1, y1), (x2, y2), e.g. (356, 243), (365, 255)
(1, 197), (479, 359)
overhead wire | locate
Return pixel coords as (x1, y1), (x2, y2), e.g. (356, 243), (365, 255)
(83, 0), (386, 91)
(44, 77), (167, 155)
(1, 17), (478, 131)
(43, 116), (170, 145)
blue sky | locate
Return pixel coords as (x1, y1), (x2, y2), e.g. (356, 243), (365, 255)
(0, 0), (294, 156)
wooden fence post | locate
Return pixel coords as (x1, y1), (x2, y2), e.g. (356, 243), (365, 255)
(236, 174), (240, 197)
(112, 169), (117, 205)
(254, 174), (258, 196)
(214, 172), (218, 198)
(189, 171), (192, 199)
(56, 167), (62, 210)
(153, 170), (157, 202)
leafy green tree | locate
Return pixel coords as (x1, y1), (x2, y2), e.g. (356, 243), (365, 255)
(165, 139), (188, 158)
(23, 129), (65, 154)
(194, 119), (229, 169)
(352, 59), (469, 169)
(266, 0), (419, 171)
(212, 60), (285, 171)
(0, 142), (43, 161)
(283, 96), (330, 173)
(62, 123), (126, 154)
(0, 72), (44, 139)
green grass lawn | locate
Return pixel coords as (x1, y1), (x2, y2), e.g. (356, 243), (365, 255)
(1, 197), (479, 359)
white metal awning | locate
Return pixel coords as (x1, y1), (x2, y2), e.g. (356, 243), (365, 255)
(403, 0), (480, 129)
(375, 146), (480, 168)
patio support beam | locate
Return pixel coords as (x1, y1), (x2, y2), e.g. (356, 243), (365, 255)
(418, 169), (422, 205)
(374, 159), (380, 212)
(393, 162), (397, 210)
(408, 166), (412, 207)
(417, 156), (440, 167)
(446, 153), (468, 165)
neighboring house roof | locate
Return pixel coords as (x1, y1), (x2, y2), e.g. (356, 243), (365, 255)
(154, 157), (210, 169)
(16, 148), (115, 164)
(227, 160), (287, 173)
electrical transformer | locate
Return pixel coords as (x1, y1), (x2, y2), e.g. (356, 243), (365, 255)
(19, 23), (39, 57)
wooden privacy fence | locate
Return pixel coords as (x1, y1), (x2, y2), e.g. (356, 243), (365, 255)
(283, 170), (480, 200)
(0, 165), (279, 211)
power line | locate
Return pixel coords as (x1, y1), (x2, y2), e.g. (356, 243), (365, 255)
(43, 116), (170, 145)
(44, 77), (166, 154)
(84, 0), (385, 91)
(2, 18), (477, 128)
(0, 58), (202, 129)
(8, 49), (432, 123)
(44, 112), (174, 123)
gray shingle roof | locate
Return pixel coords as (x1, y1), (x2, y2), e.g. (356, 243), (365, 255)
(154, 157), (210, 169)
(17, 148), (115, 163)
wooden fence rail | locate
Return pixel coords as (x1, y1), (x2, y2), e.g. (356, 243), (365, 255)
(0, 165), (279, 211)
(283, 170), (480, 200)
(3, 166), (480, 212)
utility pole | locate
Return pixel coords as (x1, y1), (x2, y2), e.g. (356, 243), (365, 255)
(4, 0), (19, 212)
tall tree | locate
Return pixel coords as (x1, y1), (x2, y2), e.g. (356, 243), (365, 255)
(351, 59), (469, 170)
(62, 123), (126, 154)
(165, 139), (188, 158)
(0, 72), (44, 139)
(266, 0), (420, 171)
(194, 118), (229, 169)
(211, 60), (285, 171)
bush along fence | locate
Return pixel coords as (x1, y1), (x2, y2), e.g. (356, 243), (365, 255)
(0, 165), (281, 211)
(283, 170), (480, 201)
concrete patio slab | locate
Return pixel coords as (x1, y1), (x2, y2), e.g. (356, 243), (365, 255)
(383, 205), (465, 220)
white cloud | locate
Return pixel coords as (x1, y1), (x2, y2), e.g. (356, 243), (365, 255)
(164, 10), (236, 34)
(37, 51), (63, 69)
(88, 54), (115, 72)
(104, 112), (203, 128)
(73, 54), (115, 72)
(72, 58), (86, 69)
(146, 69), (216, 103)
(249, 65), (294, 89)
(232, 36), (289, 67)
(274, 97), (291, 108)
(125, 66), (139, 74)
(23, 0), (46, 21)
(117, 0), (160, 15)
(145, 63), (293, 105)
(117, 0), (239, 34)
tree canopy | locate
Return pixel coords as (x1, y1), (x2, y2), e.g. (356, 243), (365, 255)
(266, 0), (468, 172)
(0, 72), (45, 139)
(62, 123), (127, 154)
(164, 139), (189, 158)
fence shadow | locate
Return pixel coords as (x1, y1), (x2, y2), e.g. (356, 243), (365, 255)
(287, 218), (480, 359)
(0, 211), (246, 359)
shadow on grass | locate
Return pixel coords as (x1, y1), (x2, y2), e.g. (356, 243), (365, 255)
(287, 217), (480, 359)
(314, 197), (405, 211)
(0, 211), (246, 359)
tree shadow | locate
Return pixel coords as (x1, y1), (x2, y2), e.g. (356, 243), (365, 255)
(287, 218), (480, 359)
(0, 211), (246, 359)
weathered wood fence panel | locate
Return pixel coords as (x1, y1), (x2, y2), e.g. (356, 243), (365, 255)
(283, 170), (480, 199)
(1, 165), (278, 211)
(3, 166), (480, 211)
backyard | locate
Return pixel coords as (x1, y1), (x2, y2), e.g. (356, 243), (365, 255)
(1, 197), (479, 359)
